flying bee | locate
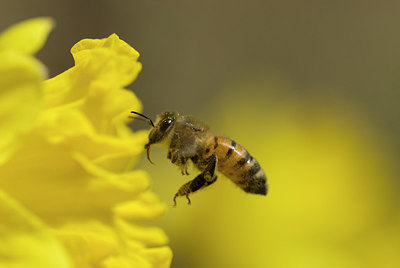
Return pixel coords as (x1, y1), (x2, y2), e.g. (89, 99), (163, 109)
(131, 111), (268, 206)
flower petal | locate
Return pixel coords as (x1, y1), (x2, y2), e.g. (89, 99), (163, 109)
(71, 33), (140, 72)
(113, 192), (167, 221)
(0, 135), (150, 220)
(55, 220), (172, 268)
(0, 190), (72, 268)
(0, 17), (54, 55)
(55, 221), (119, 267)
(43, 34), (142, 108)
(115, 217), (169, 247)
(102, 246), (173, 268)
(0, 28), (172, 267)
(36, 106), (147, 172)
(82, 83), (142, 135)
(0, 51), (45, 165)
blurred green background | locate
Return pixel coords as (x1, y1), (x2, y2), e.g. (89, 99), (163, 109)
(1, 1), (399, 267)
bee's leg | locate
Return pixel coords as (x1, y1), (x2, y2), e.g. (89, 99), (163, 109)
(168, 133), (191, 175)
(173, 180), (192, 206)
(179, 156), (190, 176)
(168, 132), (179, 163)
(201, 154), (217, 183)
(168, 149), (190, 175)
(173, 174), (218, 206)
(173, 154), (217, 206)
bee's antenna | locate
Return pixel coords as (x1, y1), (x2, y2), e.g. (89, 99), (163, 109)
(130, 111), (155, 127)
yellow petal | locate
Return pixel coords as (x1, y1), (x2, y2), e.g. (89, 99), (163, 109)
(0, 190), (72, 268)
(71, 33), (140, 68)
(113, 192), (167, 221)
(55, 220), (172, 268)
(36, 106), (145, 172)
(82, 83), (142, 135)
(0, 29), (172, 267)
(43, 34), (142, 108)
(115, 217), (169, 247)
(93, 130), (148, 173)
(139, 247), (173, 268)
(55, 221), (119, 267)
(102, 245), (172, 268)
(0, 51), (45, 165)
(75, 152), (150, 195)
(0, 135), (150, 220)
(0, 17), (54, 55)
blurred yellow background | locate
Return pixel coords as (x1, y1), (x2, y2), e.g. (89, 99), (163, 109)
(1, 1), (399, 267)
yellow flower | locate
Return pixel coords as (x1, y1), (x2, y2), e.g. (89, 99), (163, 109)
(0, 18), (172, 268)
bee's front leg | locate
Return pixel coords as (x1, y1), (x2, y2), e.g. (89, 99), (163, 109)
(168, 149), (190, 175)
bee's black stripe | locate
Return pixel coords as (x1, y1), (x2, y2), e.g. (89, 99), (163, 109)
(243, 161), (261, 179)
(225, 140), (236, 158)
(234, 152), (251, 168)
(213, 136), (219, 149)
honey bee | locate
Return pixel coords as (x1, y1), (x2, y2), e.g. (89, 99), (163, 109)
(131, 111), (268, 206)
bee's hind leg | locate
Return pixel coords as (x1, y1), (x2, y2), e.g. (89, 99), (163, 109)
(173, 154), (218, 206)
(173, 181), (192, 206)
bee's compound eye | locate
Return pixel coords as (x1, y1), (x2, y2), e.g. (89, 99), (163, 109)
(159, 118), (173, 131)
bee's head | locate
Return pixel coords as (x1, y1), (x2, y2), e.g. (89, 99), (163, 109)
(146, 111), (178, 147)
(130, 110), (178, 164)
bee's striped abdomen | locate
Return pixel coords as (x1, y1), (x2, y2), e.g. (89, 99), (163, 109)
(203, 136), (267, 195)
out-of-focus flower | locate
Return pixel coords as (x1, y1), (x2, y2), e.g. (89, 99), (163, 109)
(0, 17), (51, 166)
(0, 18), (172, 268)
